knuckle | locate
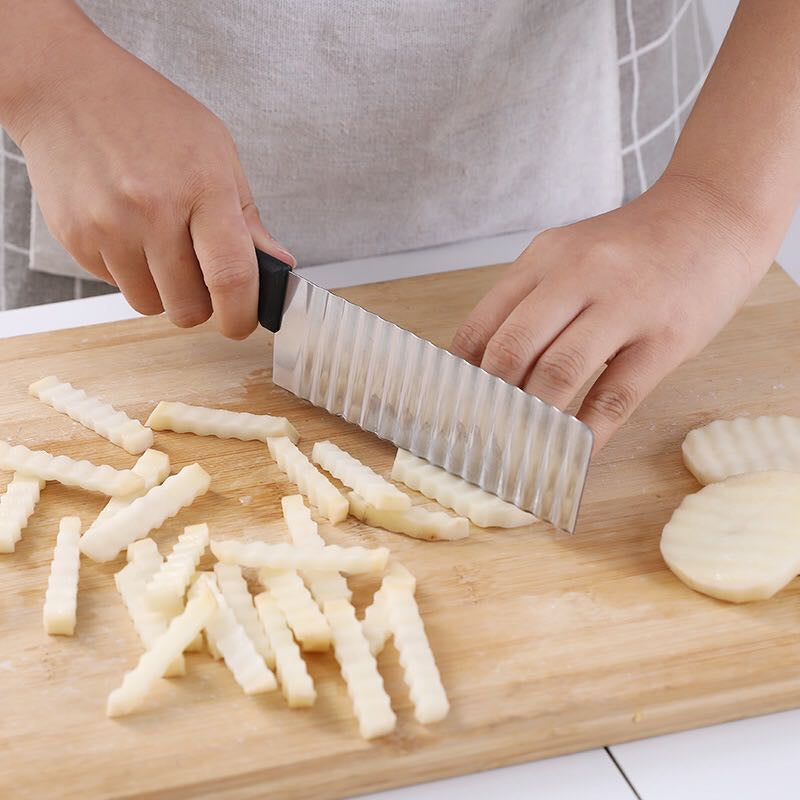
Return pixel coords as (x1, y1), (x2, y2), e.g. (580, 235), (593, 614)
(115, 174), (168, 219)
(204, 258), (255, 295)
(484, 324), (534, 377)
(451, 319), (493, 364)
(537, 345), (587, 392)
(584, 382), (639, 424)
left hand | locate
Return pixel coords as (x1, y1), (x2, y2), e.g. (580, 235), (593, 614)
(450, 176), (769, 450)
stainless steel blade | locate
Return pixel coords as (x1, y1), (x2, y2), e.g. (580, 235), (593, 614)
(272, 272), (593, 532)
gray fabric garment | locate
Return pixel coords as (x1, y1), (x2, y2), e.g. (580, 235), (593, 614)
(0, 0), (715, 309)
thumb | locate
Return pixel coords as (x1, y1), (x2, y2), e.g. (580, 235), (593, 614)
(242, 202), (296, 268)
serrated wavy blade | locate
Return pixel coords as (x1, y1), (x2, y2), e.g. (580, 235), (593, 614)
(273, 274), (593, 532)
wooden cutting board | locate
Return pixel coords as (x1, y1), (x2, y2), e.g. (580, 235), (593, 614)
(2, 264), (799, 800)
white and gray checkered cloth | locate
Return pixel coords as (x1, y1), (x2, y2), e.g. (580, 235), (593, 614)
(0, 0), (714, 309)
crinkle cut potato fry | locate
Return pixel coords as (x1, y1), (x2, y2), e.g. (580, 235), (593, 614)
(362, 562), (417, 656)
(0, 440), (143, 497)
(660, 471), (800, 602)
(254, 591), (316, 708)
(190, 575), (277, 695)
(682, 415), (800, 484)
(312, 440), (410, 511)
(145, 524), (209, 615)
(107, 585), (217, 717)
(146, 400), (298, 443)
(80, 463), (211, 562)
(348, 492), (469, 542)
(0, 473), (45, 553)
(391, 449), (536, 528)
(211, 540), (389, 575)
(30, 375), (153, 454)
(267, 437), (349, 524)
(43, 517), (82, 636)
(87, 449), (170, 536)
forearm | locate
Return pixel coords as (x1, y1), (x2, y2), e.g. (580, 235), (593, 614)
(0, 0), (101, 142)
(662, 0), (800, 269)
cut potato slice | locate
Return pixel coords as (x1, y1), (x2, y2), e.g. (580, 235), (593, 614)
(42, 517), (82, 636)
(312, 441), (410, 511)
(0, 440), (143, 497)
(145, 524), (209, 615)
(660, 471), (800, 602)
(267, 437), (348, 523)
(348, 492), (469, 542)
(385, 577), (449, 724)
(190, 575), (277, 695)
(254, 591), (316, 708)
(86, 449), (170, 537)
(115, 539), (185, 677)
(213, 563), (275, 668)
(361, 562), (417, 656)
(281, 494), (351, 604)
(323, 597), (396, 739)
(146, 400), (298, 443)
(30, 375), (153, 454)
(258, 568), (331, 652)
(211, 540), (389, 575)
(682, 415), (800, 484)
(391, 450), (535, 528)
(106, 584), (217, 717)
(0, 473), (45, 553)
(80, 463), (211, 562)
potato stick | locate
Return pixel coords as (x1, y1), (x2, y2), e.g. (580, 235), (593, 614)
(254, 592), (316, 707)
(361, 562), (417, 655)
(106, 585), (217, 717)
(213, 564), (274, 667)
(30, 375), (153, 454)
(146, 400), (298, 443)
(323, 598), (396, 739)
(385, 582), (449, 724)
(144, 524), (209, 615)
(211, 540), (388, 575)
(281, 495), (351, 604)
(88, 449), (170, 536)
(43, 517), (81, 636)
(682, 415), (800, 484)
(0, 440), (143, 497)
(115, 539), (185, 677)
(267, 437), (348, 523)
(80, 463), (211, 562)
(312, 441), (410, 511)
(258, 568), (331, 652)
(391, 449), (535, 528)
(0, 473), (45, 553)
(191, 575), (277, 694)
(348, 491), (469, 542)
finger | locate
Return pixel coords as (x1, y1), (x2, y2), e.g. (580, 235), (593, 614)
(189, 185), (259, 340)
(144, 226), (212, 328)
(450, 234), (555, 364)
(577, 338), (675, 451)
(100, 243), (163, 316)
(479, 277), (586, 387)
(523, 306), (630, 410)
(230, 145), (296, 267)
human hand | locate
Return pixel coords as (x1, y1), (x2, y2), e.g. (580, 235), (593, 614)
(8, 15), (293, 339)
(451, 177), (770, 450)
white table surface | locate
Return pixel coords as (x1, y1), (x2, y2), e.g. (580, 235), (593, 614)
(2, 233), (798, 800)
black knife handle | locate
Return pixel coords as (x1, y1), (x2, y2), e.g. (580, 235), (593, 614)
(256, 248), (291, 332)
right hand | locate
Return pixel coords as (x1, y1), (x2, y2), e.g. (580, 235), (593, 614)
(7, 15), (293, 339)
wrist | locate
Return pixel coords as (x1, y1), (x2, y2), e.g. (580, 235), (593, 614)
(0, 1), (104, 144)
(651, 168), (776, 279)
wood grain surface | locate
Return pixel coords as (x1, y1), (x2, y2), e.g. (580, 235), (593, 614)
(1, 263), (799, 800)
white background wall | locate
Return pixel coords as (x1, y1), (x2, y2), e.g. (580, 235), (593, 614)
(702, 0), (800, 282)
